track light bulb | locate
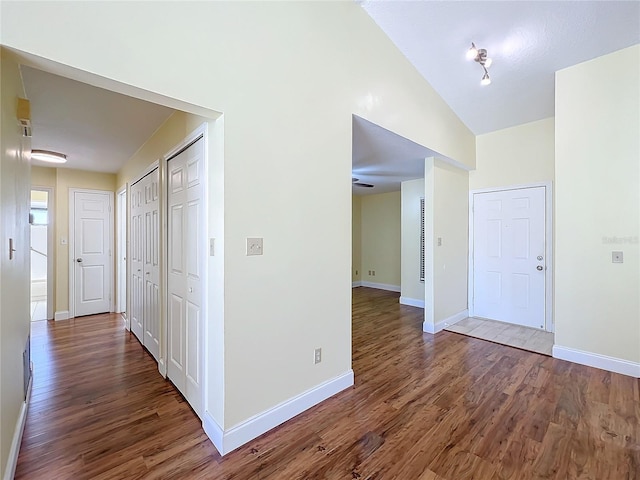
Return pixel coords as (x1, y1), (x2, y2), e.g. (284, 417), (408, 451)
(466, 43), (478, 60)
(481, 72), (491, 86)
(484, 57), (492, 68)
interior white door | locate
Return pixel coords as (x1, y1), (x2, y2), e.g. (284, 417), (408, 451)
(130, 182), (144, 341)
(167, 137), (204, 417)
(473, 186), (546, 329)
(142, 169), (160, 361)
(73, 191), (112, 317)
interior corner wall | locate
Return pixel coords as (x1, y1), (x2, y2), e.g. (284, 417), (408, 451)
(555, 44), (640, 367)
(400, 178), (425, 304)
(53, 168), (116, 315)
(470, 117), (555, 191)
(433, 160), (469, 323)
(1, 1), (476, 442)
(0, 49), (31, 479)
(352, 195), (362, 283)
(360, 191), (401, 288)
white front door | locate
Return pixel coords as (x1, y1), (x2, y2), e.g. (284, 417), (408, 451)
(72, 191), (112, 317)
(167, 136), (205, 417)
(472, 186), (546, 329)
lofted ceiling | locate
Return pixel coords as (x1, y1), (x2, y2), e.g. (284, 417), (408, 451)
(361, 0), (640, 135)
(353, 0), (639, 194)
(22, 66), (174, 174)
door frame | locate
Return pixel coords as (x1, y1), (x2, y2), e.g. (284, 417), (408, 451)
(116, 186), (127, 321)
(160, 122), (209, 393)
(468, 182), (553, 332)
(68, 188), (115, 319)
(31, 186), (55, 320)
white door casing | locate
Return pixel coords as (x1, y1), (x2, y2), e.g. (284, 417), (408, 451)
(471, 185), (547, 330)
(130, 181), (144, 342)
(70, 190), (113, 318)
(116, 187), (127, 317)
(167, 135), (205, 418)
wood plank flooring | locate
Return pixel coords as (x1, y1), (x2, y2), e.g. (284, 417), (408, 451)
(16, 287), (640, 479)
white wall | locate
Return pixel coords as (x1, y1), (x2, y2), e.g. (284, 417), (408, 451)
(400, 178), (425, 305)
(0, 1), (476, 449)
(424, 158), (469, 332)
(471, 117), (555, 190)
(0, 49), (31, 479)
(555, 45), (640, 371)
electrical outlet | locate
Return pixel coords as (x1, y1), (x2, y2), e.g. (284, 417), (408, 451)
(314, 348), (322, 364)
(372, 270), (375, 276)
(209, 238), (215, 256)
(246, 237), (263, 256)
(355, 269), (358, 276)
(437, 237), (442, 247)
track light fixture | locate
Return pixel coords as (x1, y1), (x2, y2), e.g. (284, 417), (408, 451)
(467, 42), (492, 86)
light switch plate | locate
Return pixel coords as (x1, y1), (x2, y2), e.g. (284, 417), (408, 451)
(246, 237), (263, 256)
(612, 251), (623, 263)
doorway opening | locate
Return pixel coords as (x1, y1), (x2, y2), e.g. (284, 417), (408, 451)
(30, 188), (52, 321)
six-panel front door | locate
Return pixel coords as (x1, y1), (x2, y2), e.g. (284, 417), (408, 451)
(73, 191), (112, 317)
(472, 186), (546, 329)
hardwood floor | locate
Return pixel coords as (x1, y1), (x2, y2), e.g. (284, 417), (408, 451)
(16, 287), (639, 479)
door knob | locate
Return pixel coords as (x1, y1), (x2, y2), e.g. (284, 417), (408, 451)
(536, 265), (543, 271)
(537, 256), (543, 261)
(76, 258), (83, 263)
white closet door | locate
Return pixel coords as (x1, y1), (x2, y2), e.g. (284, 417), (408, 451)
(143, 169), (160, 361)
(130, 182), (144, 342)
(167, 137), (204, 418)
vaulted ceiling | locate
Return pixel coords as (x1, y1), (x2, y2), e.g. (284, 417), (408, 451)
(17, 3), (639, 193)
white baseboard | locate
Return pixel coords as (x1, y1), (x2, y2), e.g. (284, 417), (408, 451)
(360, 281), (401, 293)
(352, 281), (362, 288)
(552, 345), (640, 378)
(3, 375), (32, 480)
(203, 370), (354, 456)
(399, 296), (425, 308)
(54, 310), (69, 321)
(423, 309), (468, 334)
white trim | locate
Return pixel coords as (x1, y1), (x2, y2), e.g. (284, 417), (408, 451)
(399, 296), (425, 308)
(54, 310), (69, 321)
(68, 188), (115, 318)
(116, 186), (127, 321)
(468, 182), (553, 332)
(351, 281), (362, 288)
(3, 374), (32, 480)
(552, 345), (640, 378)
(423, 309), (468, 334)
(203, 370), (354, 456)
(360, 281), (401, 292)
